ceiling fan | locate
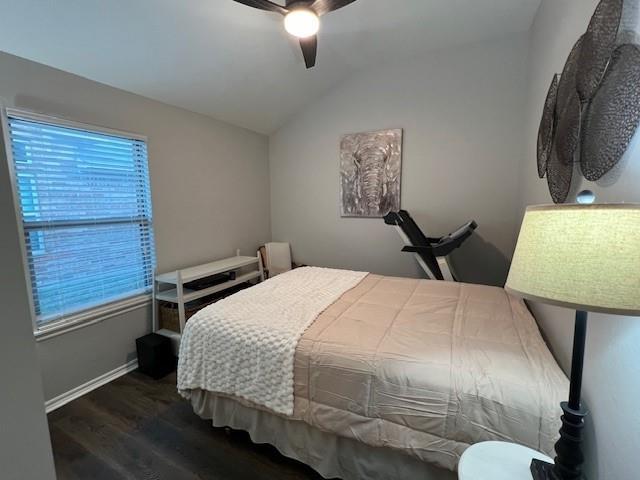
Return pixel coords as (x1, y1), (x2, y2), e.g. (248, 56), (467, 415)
(232, 0), (359, 68)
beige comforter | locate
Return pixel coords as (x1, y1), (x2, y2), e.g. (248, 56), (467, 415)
(189, 275), (568, 471)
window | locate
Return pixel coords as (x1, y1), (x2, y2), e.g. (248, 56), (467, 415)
(4, 110), (156, 331)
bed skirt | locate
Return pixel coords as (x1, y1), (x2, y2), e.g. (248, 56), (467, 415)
(188, 389), (456, 480)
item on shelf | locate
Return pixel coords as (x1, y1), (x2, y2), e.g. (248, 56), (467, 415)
(184, 272), (233, 291)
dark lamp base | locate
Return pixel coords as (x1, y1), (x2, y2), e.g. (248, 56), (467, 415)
(530, 401), (586, 480)
(532, 310), (589, 480)
(531, 458), (559, 480)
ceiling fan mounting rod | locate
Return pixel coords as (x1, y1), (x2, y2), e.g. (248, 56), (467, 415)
(286, 0), (316, 10)
(286, 0), (314, 6)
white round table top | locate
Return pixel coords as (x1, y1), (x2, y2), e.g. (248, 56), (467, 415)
(458, 441), (553, 480)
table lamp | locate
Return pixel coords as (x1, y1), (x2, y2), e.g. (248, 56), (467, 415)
(505, 203), (640, 480)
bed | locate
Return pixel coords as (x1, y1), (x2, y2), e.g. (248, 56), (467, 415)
(177, 267), (568, 480)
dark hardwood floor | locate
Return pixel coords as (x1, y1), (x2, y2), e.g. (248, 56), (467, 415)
(48, 370), (324, 480)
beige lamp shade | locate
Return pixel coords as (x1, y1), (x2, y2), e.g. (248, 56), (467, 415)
(506, 204), (640, 316)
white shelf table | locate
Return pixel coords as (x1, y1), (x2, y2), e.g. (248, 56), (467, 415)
(152, 253), (264, 351)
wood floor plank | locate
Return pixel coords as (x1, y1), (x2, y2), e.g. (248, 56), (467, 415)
(54, 395), (204, 479)
(49, 370), (323, 480)
(49, 425), (129, 480)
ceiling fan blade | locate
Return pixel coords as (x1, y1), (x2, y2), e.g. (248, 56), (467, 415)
(310, 0), (357, 16)
(299, 35), (318, 68)
(233, 0), (288, 15)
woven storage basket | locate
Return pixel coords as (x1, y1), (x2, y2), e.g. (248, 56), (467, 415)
(159, 299), (213, 332)
(158, 283), (251, 333)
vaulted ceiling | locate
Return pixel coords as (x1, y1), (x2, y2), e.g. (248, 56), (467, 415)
(0, 0), (541, 134)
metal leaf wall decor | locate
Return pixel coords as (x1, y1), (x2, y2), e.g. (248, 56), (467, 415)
(581, 44), (640, 180)
(557, 37), (584, 108)
(576, 0), (624, 102)
(536, 0), (640, 203)
(556, 91), (583, 168)
(554, 37), (583, 168)
(547, 146), (574, 204)
(537, 74), (559, 178)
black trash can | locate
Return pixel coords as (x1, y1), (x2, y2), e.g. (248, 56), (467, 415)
(136, 333), (176, 379)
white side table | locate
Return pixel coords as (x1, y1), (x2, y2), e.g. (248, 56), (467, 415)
(458, 441), (553, 480)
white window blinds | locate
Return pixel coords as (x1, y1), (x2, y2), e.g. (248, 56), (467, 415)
(6, 112), (156, 328)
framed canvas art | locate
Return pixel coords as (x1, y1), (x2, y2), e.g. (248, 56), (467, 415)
(340, 128), (402, 217)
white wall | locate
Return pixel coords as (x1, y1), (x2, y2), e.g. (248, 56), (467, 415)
(269, 35), (529, 286)
(0, 122), (56, 479)
(520, 1), (640, 479)
(0, 51), (271, 401)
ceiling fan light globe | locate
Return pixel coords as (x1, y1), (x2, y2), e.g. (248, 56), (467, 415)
(284, 9), (320, 38)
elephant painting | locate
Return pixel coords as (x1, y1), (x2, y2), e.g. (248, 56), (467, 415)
(340, 129), (402, 217)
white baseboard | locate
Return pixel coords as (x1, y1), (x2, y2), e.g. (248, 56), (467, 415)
(45, 359), (139, 413)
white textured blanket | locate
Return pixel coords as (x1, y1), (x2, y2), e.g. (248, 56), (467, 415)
(177, 266), (368, 415)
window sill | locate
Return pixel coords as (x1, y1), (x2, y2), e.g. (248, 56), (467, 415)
(34, 294), (151, 342)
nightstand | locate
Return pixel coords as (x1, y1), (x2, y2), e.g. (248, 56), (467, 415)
(458, 441), (553, 480)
